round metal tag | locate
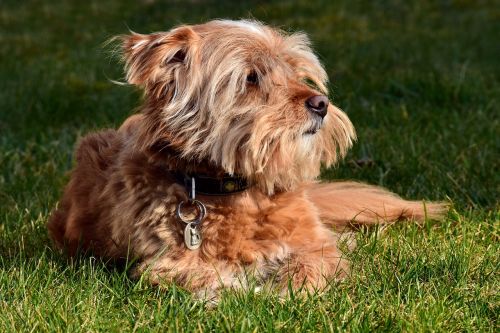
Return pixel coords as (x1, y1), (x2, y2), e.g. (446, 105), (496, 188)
(176, 199), (206, 225)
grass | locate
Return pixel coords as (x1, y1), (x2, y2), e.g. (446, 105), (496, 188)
(0, 0), (498, 331)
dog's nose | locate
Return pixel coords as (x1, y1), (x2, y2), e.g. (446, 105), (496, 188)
(305, 95), (329, 119)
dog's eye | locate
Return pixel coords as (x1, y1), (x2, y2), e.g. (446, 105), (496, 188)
(303, 77), (319, 90)
(246, 71), (258, 85)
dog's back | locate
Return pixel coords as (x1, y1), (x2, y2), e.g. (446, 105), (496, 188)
(48, 130), (122, 256)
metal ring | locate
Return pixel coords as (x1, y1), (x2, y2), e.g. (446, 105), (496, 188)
(176, 199), (206, 226)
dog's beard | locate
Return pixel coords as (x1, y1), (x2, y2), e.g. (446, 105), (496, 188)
(235, 105), (355, 193)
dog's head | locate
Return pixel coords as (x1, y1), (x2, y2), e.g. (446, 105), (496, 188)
(119, 20), (355, 194)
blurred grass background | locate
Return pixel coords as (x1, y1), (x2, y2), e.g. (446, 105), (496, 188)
(0, 0), (498, 332)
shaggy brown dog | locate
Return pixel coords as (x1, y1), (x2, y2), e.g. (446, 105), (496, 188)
(48, 20), (446, 299)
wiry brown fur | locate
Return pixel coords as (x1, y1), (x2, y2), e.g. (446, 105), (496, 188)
(48, 20), (447, 299)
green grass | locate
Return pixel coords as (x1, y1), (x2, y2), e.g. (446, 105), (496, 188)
(0, 0), (498, 331)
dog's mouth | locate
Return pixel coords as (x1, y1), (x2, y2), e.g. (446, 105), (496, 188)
(303, 120), (323, 135)
(304, 128), (318, 135)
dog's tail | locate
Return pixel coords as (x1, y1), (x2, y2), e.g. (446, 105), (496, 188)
(306, 182), (448, 228)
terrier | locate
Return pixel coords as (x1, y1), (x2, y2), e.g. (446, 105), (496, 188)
(48, 20), (446, 299)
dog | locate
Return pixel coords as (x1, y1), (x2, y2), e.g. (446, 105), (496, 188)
(48, 20), (447, 299)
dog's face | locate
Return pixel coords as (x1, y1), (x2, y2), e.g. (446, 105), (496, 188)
(120, 20), (355, 193)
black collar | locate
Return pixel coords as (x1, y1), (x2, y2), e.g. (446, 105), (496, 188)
(173, 172), (248, 196)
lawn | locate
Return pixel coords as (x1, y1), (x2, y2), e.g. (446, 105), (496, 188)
(0, 0), (498, 331)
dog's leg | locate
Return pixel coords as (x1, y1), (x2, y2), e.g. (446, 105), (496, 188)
(132, 254), (242, 304)
(306, 182), (448, 228)
(274, 240), (349, 296)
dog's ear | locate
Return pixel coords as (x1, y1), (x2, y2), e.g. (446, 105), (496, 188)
(119, 26), (198, 87)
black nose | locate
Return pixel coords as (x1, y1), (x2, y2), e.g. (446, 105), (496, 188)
(305, 95), (329, 118)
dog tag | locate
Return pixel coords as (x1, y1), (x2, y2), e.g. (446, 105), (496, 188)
(184, 223), (202, 250)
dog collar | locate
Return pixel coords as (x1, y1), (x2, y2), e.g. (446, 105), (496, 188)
(173, 172), (248, 196)
(173, 172), (247, 250)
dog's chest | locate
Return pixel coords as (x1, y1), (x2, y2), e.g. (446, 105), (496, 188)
(130, 186), (323, 271)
